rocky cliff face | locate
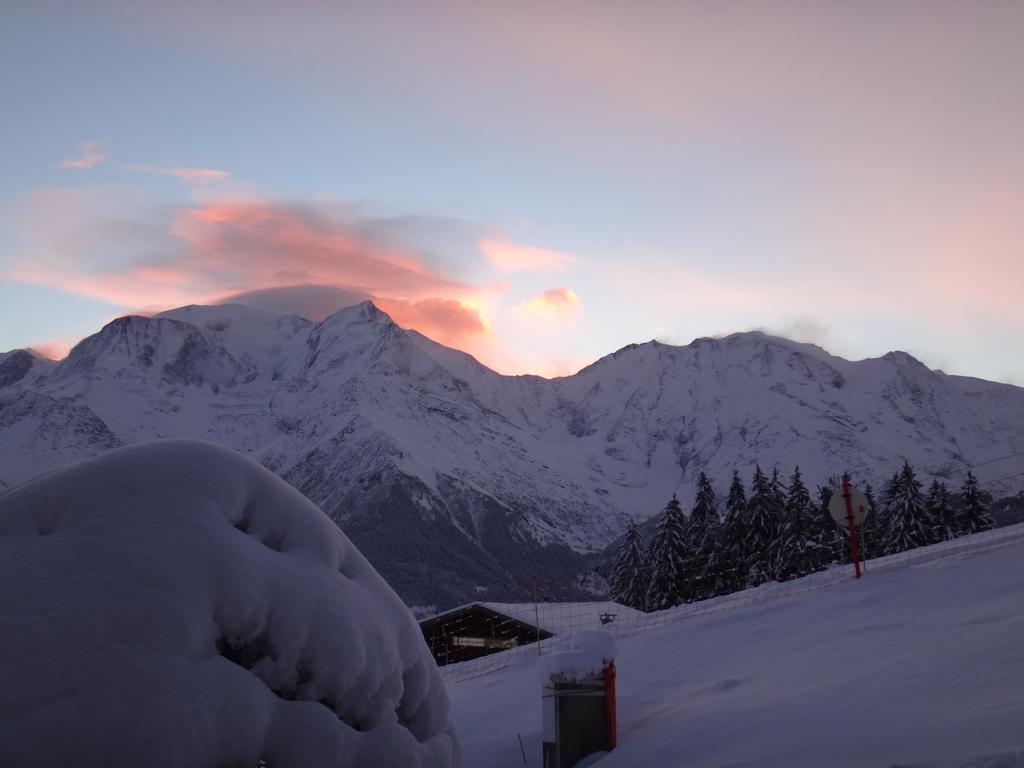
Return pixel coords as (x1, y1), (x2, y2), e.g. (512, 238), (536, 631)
(2, 301), (1022, 606)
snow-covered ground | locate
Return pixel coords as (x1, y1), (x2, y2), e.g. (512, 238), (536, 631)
(448, 533), (1024, 767)
(0, 440), (459, 767)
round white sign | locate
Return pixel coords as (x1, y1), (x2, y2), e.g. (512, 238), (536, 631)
(829, 486), (870, 526)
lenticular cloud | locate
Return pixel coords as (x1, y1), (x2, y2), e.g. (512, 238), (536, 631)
(0, 440), (460, 767)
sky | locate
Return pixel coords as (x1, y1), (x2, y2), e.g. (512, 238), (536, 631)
(1, 1), (1022, 381)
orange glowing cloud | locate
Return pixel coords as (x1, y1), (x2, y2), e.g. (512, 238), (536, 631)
(514, 287), (582, 318)
(479, 238), (576, 274)
(217, 286), (492, 350)
(7, 190), (495, 355)
(377, 297), (489, 347)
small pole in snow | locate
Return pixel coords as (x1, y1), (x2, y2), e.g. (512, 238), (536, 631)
(531, 575), (541, 654)
(518, 733), (527, 764)
(860, 521), (868, 574)
(842, 475), (862, 579)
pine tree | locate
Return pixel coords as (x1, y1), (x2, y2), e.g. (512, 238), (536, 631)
(815, 484), (846, 564)
(864, 483), (878, 517)
(721, 470), (749, 594)
(770, 467), (787, 519)
(690, 472), (719, 532)
(814, 485), (840, 565)
(876, 473), (899, 541)
(860, 483), (880, 561)
(645, 494), (692, 610)
(699, 525), (730, 599)
(686, 472), (721, 601)
(726, 470), (748, 520)
(925, 479), (957, 542)
(609, 519), (650, 610)
(743, 466), (780, 585)
(767, 465), (794, 576)
(881, 473), (900, 507)
(958, 470), (995, 535)
(773, 467), (821, 579)
(882, 461), (933, 554)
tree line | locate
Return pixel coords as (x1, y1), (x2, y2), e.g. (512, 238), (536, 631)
(610, 463), (995, 612)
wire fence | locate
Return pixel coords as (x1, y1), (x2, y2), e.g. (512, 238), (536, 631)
(438, 521), (1024, 684)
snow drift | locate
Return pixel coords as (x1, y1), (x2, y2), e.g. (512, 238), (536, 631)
(0, 440), (459, 767)
(538, 630), (618, 684)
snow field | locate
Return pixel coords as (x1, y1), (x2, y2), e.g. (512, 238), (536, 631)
(448, 530), (1024, 767)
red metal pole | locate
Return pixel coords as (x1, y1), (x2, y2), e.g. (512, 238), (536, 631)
(843, 475), (862, 579)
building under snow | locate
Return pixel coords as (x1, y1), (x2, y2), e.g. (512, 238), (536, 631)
(419, 601), (641, 666)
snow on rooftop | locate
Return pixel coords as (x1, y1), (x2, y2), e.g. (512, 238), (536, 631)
(475, 601), (643, 636)
(0, 439), (459, 767)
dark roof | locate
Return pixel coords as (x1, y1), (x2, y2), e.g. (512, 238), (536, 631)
(419, 602), (555, 666)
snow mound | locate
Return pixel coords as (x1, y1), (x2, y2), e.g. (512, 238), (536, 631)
(0, 440), (459, 767)
(539, 630), (618, 684)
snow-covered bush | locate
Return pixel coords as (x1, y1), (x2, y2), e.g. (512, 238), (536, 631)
(0, 440), (459, 767)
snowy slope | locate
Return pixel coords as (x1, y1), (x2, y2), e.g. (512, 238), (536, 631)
(0, 440), (459, 767)
(1, 301), (1023, 606)
(0, 347), (54, 389)
(448, 532), (1024, 767)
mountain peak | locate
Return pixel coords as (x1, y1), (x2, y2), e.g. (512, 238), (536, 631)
(0, 348), (54, 389)
(882, 349), (926, 368)
(354, 299), (391, 322)
(320, 299), (393, 327)
(578, 328), (841, 378)
(712, 329), (825, 353)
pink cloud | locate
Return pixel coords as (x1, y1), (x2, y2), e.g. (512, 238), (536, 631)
(56, 142), (104, 170)
(6, 196), (473, 306)
(6, 191), (498, 359)
(29, 339), (73, 360)
(53, 142), (229, 183)
(119, 164), (231, 183)
(168, 201), (475, 300)
(479, 238), (575, 274)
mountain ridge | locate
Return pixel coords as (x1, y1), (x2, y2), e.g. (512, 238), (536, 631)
(2, 300), (1022, 607)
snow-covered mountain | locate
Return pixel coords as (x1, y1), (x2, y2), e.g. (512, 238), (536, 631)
(2, 300), (1022, 606)
(0, 347), (54, 390)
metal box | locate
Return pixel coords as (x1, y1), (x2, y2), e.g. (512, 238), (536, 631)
(542, 662), (616, 768)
